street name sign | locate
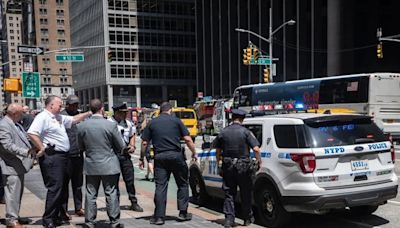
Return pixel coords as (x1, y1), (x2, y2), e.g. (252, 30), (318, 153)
(257, 57), (272, 65)
(55, 54), (85, 62)
(22, 72), (40, 98)
(17, 45), (44, 55)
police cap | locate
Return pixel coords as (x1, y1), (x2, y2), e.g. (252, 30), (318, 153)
(66, 95), (79, 105)
(112, 103), (128, 112)
(231, 109), (247, 118)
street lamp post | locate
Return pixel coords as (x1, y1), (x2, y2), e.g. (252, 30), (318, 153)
(236, 8), (295, 82)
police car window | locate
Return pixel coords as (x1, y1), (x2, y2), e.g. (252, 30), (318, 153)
(305, 120), (387, 148)
(274, 125), (308, 148)
(244, 125), (263, 146)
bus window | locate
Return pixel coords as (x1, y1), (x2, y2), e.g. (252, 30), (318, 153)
(233, 88), (253, 108)
(319, 77), (369, 104)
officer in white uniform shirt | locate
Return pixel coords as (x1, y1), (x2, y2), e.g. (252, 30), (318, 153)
(28, 95), (92, 228)
(108, 103), (143, 212)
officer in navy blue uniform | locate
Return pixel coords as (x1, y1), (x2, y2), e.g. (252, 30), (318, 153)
(141, 102), (197, 225)
(215, 109), (262, 228)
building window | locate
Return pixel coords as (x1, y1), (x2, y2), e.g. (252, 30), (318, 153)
(39, 0), (47, 4)
(43, 58), (50, 64)
(39, 8), (47, 15)
(56, 0), (63, 6)
(40, 18), (48, 25)
(41, 38), (49, 44)
(56, 10), (64, 17)
(40, 28), (49, 36)
(9, 16), (13, 20)
(57, 39), (66, 46)
(9, 23), (13, 27)
(56, 19), (64, 25)
(57, 29), (65, 37)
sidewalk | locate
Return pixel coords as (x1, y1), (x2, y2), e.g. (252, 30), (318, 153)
(0, 166), (256, 228)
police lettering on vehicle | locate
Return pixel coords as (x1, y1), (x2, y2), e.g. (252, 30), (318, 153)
(368, 143), (388, 150)
(324, 147), (345, 154)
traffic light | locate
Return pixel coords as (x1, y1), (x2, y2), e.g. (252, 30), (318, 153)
(242, 49), (249, 65)
(243, 48), (252, 65)
(377, 42), (383, 59)
(263, 68), (270, 83)
(4, 78), (22, 92)
(253, 48), (260, 61)
(246, 48), (253, 61)
(107, 50), (114, 62)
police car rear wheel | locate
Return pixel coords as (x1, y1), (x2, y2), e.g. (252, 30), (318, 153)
(349, 205), (379, 216)
(255, 184), (290, 228)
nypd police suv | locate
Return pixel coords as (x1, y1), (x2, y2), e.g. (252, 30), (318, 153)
(189, 113), (398, 227)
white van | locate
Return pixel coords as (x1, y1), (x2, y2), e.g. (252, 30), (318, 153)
(189, 113), (398, 227)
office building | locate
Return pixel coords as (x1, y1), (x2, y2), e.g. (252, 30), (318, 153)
(69, 0), (196, 110)
(33, 0), (74, 105)
(1, 0), (24, 105)
(196, 0), (400, 97)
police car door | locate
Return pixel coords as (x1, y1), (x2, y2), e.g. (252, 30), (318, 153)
(200, 135), (222, 188)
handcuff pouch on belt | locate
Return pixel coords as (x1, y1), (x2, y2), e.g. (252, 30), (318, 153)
(45, 143), (56, 155)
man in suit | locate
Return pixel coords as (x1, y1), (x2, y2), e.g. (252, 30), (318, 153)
(77, 99), (126, 228)
(0, 103), (36, 228)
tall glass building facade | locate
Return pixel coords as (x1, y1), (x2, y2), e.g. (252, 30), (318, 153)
(70, 0), (196, 110)
(196, 0), (400, 98)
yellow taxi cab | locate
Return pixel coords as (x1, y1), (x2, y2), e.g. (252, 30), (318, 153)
(310, 108), (356, 114)
(152, 107), (198, 140)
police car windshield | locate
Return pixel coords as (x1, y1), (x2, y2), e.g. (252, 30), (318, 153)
(304, 119), (387, 148)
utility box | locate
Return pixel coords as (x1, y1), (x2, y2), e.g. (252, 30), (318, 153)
(4, 78), (22, 92)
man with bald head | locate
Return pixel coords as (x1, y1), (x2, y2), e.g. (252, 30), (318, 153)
(28, 95), (92, 228)
(0, 103), (36, 228)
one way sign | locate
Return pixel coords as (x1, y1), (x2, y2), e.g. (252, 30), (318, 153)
(17, 45), (44, 55)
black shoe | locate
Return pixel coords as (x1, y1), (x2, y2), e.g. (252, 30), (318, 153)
(43, 222), (56, 228)
(224, 220), (235, 228)
(149, 217), (165, 225)
(54, 217), (69, 226)
(130, 203), (144, 212)
(111, 223), (124, 228)
(177, 211), (192, 221)
(243, 217), (255, 226)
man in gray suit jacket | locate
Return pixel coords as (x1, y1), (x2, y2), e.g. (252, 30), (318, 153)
(77, 99), (126, 228)
(0, 103), (36, 228)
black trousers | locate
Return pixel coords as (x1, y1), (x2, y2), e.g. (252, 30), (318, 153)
(153, 151), (189, 218)
(61, 154), (84, 212)
(117, 153), (138, 204)
(39, 153), (68, 225)
(0, 167), (4, 198)
(222, 159), (254, 223)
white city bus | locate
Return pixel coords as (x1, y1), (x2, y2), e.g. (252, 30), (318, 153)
(232, 73), (400, 143)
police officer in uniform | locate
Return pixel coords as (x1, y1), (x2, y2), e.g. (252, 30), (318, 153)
(109, 103), (143, 212)
(215, 109), (262, 228)
(141, 102), (197, 225)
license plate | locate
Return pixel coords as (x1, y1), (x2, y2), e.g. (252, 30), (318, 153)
(351, 160), (369, 171)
